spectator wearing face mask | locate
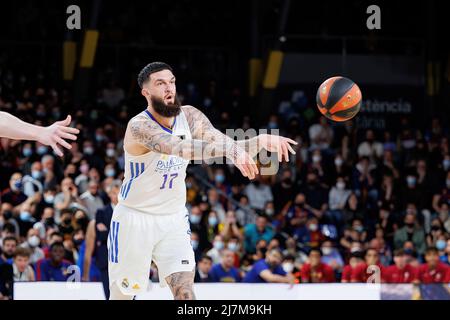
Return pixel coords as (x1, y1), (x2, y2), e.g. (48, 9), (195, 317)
(19, 228), (45, 264)
(321, 240), (344, 274)
(226, 236), (242, 267)
(300, 248), (335, 283)
(1, 173), (28, 208)
(35, 242), (71, 281)
(357, 129), (383, 164)
(206, 234), (225, 264)
(54, 177), (80, 222)
(384, 249), (419, 283)
(244, 176), (274, 211)
(417, 247), (450, 283)
(272, 169), (297, 213)
(434, 236), (448, 263)
(12, 247), (35, 282)
(400, 174), (423, 210)
(205, 211), (220, 244)
(75, 160), (90, 194)
(327, 177), (351, 228)
(22, 161), (44, 197)
(209, 249), (242, 283)
(296, 217), (325, 250)
(394, 212), (426, 256)
(194, 255), (213, 283)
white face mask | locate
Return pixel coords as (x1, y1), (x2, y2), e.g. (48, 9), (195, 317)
(282, 262), (294, 273)
(334, 158), (343, 167)
(309, 223), (318, 232)
(322, 247), (332, 255)
(336, 182), (345, 190)
(312, 155), (321, 163)
(106, 149), (116, 158)
(28, 235), (40, 248)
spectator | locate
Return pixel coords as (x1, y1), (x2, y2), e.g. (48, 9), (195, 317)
(351, 248), (385, 283)
(54, 177), (80, 222)
(80, 180), (104, 219)
(244, 175), (274, 211)
(320, 240), (344, 273)
(308, 117), (333, 151)
(341, 251), (364, 283)
(19, 228), (45, 264)
(12, 247), (35, 281)
(417, 247), (450, 283)
(244, 215), (274, 254)
(194, 255), (213, 283)
(206, 234), (225, 264)
(394, 213), (426, 256)
(384, 249), (418, 283)
(300, 248), (335, 283)
(243, 249), (294, 284)
(35, 242), (71, 281)
(1, 172), (28, 208)
(0, 236), (17, 265)
(219, 210), (243, 242)
(357, 129), (383, 163)
(209, 249), (241, 282)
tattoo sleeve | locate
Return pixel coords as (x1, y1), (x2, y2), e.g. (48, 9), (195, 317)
(129, 112), (241, 162)
(165, 271), (196, 300)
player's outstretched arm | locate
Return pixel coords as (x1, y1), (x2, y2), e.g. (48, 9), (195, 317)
(182, 105), (297, 161)
(129, 114), (259, 179)
(0, 112), (79, 156)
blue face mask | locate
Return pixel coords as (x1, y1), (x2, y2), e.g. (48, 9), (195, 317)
(23, 148), (33, 157)
(215, 174), (225, 184)
(228, 242), (239, 252)
(213, 241), (224, 251)
(436, 240), (446, 251)
(13, 179), (23, 191)
(31, 170), (42, 180)
(37, 146), (48, 155)
(189, 215), (201, 224)
(105, 169), (116, 177)
(20, 211), (32, 221)
(191, 240), (199, 250)
(208, 217), (218, 227)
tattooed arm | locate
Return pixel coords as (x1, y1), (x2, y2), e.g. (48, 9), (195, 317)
(129, 113), (259, 178)
(182, 105), (297, 161)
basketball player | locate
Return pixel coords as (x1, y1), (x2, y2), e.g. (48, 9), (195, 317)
(108, 62), (297, 300)
(0, 113), (79, 156)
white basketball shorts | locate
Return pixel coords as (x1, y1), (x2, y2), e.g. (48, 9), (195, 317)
(107, 203), (195, 296)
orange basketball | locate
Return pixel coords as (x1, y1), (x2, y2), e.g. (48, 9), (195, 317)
(316, 76), (362, 122)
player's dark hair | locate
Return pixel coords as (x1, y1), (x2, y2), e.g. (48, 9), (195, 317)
(137, 62), (173, 88)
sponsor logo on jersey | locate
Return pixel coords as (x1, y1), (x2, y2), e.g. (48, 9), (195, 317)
(155, 155), (186, 173)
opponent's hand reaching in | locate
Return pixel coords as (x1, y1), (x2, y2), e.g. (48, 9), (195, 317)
(37, 115), (80, 157)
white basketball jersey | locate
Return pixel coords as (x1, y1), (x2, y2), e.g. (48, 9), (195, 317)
(118, 108), (192, 215)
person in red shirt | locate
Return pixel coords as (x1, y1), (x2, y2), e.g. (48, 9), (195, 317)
(384, 249), (419, 283)
(341, 251), (364, 283)
(300, 248), (335, 283)
(417, 247), (450, 284)
(351, 248), (385, 283)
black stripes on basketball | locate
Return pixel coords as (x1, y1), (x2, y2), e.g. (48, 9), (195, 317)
(332, 103), (361, 119)
(324, 77), (355, 110)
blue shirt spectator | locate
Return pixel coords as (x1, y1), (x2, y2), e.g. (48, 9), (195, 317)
(243, 250), (291, 284)
(209, 249), (241, 282)
(35, 242), (71, 281)
(244, 216), (274, 254)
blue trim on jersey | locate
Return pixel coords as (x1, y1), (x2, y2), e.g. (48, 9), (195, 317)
(114, 221), (119, 263)
(144, 109), (176, 134)
(109, 223), (114, 263)
(122, 161), (145, 199)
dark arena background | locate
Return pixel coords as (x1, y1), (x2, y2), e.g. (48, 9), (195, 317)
(0, 0), (449, 304)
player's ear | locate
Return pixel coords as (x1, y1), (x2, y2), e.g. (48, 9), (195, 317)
(141, 88), (149, 97)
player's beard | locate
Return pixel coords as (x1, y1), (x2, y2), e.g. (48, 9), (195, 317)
(151, 94), (181, 118)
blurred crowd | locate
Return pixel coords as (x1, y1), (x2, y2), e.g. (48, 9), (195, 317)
(0, 64), (449, 300)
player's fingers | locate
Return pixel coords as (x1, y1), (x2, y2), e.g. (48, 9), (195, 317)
(284, 137), (298, 145)
(55, 136), (72, 150)
(60, 126), (80, 134)
(286, 142), (296, 155)
(51, 144), (63, 157)
(57, 130), (78, 141)
(281, 143), (289, 162)
(245, 164), (255, 179)
(236, 163), (248, 177)
(55, 115), (70, 126)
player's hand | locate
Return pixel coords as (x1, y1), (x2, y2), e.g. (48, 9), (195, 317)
(38, 115), (80, 157)
(258, 134), (297, 162)
(231, 145), (259, 179)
